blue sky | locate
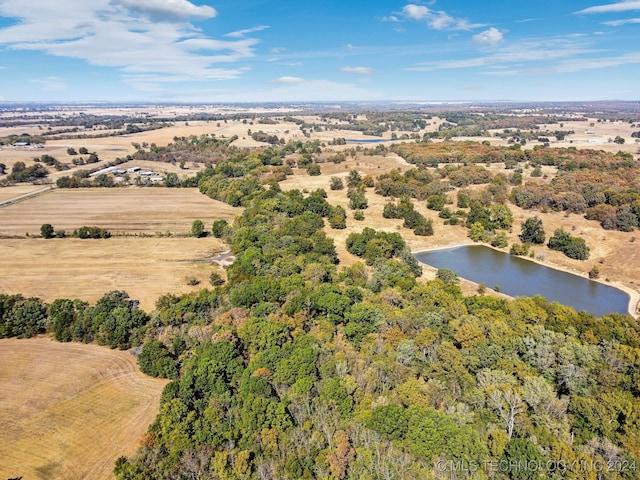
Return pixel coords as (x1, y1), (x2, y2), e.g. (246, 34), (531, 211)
(0, 0), (638, 102)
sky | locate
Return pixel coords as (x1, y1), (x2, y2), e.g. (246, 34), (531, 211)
(0, 0), (639, 103)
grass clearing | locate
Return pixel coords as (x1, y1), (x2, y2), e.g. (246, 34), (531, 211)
(0, 337), (168, 480)
(0, 187), (240, 310)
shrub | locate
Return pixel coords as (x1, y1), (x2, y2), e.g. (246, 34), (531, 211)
(329, 176), (344, 190)
(307, 163), (321, 176)
(210, 271), (225, 286)
(490, 231), (509, 248)
(76, 226), (111, 239)
(40, 223), (55, 239)
(191, 219), (205, 238)
(510, 243), (529, 256)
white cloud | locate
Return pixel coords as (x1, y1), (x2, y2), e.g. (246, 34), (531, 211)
(112, 0), (217, 22)
(225, 25), (269, 38)
(402, 4), (430, 21)
(341, 66), (374, 75)
(382, 15), (400, 22)
(575, 1), (640, 14)
(271, 76), (305, 84)
(603, 17), (640, 24)
(473, 27), (504, 45)
(0, 0), (258, 91)
(400, 4), (483, 30)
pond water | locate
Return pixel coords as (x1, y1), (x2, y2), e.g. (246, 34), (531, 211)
(414, 245), (630, 317)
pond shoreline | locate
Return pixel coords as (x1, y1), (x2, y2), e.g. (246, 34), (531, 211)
(413, 241), (639, 318)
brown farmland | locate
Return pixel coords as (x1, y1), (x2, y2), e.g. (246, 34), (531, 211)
(0, 337), (168, 480)
(0, 188), (240, 311)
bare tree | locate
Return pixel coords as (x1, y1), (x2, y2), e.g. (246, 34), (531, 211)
(488, 386), (525, 439)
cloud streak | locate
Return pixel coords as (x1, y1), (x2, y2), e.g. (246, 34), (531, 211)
(575, 1), (640, 14)
(603, 17), (640, 25)
(340, 66), (374, 75)
(225, 25), (269, 38)
(271, 76), (305, 84)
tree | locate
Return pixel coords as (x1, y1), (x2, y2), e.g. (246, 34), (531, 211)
(330, 176), (344, 190)
(548, 228), (589, 260)
(413, 218), (434, 236)
(212, 219), (229, 238)
(138, 339), (178, 378)
(307, 163), (321, 176)
(427, 194), (446, 211)
(490, 204), (513, 230)
(328, 205), (347, 229)
(436, 268), (459, 285)
(520, 216), (545, 244)
(487, 386), (525, 439)
(40, 223), (55, 239)
(347, 189), (368, 210)
(501, 438), (547, 480)
(191, 219), (205, 238)
(346, 170), (362, 188)
(164, 172), (180, 187)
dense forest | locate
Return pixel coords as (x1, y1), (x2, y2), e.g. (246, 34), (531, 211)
(3, 140), (640, 479)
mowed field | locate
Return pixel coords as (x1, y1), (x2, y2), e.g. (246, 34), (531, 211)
(0, 336), (168, 480)
(0, 188), (241, 311)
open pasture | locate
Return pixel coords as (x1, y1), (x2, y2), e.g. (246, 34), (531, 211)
(0, 337), (168, 480)
(0, 187), (240, 310)
(0, 187), (239, 236)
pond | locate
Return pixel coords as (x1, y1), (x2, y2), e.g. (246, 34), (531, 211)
(414, 245), (631, 317)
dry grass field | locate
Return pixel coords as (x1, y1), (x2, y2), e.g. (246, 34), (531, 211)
(0, 188), (240, 311)
(0, 336), (168, 480)
(0, 187), (240, 236)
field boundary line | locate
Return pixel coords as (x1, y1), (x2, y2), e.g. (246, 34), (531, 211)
(0, 185), (57, 207)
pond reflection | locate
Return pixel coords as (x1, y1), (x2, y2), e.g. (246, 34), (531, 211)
(415, 245), (630, 317)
